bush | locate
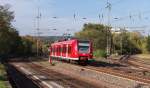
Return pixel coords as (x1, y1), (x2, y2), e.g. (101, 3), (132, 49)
(146, 36), (150, 53)
(94, 50), (107, 58)
(0, 64), (7, 88)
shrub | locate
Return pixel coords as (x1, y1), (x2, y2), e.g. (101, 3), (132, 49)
(94, 50), (107, 58)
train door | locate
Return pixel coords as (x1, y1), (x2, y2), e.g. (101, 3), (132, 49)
(52, 46), (54, 56)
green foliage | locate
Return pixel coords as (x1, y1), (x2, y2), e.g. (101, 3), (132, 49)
(0, 4), (14, 27)
(20, 36), (50, 57)
(0, 5), (43, 58)
(146, 35), (150, 52)
(0, 5), (22, 58)
(75, 23), (111, 51)
(0, 64), (7, 88)
(112, 30), (142, 55)
(94, 50), (107, 58)
(20, 37), (33, 56)
(76, 23), (147, 56)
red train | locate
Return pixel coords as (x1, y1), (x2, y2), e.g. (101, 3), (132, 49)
(49, 39), (93, 65)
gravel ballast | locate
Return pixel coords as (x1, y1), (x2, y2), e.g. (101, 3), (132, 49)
(37, 60), (150, 88)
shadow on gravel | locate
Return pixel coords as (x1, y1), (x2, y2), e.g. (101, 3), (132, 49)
(88, 60), (125, 67)
(119, 55), (131, 62)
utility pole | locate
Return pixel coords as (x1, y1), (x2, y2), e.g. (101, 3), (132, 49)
(106, 0), (112, 58)
(120, 27), (124, 55)
(129, 13), (133, 55)
(36, 7), (41, 56)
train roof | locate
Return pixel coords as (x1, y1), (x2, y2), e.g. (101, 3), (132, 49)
(51, 39), (90, 46)
(51, 39), (77, 46)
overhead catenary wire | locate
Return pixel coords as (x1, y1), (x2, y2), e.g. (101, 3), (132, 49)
(98, 0), (124, 25)
(98, 0), (150, 28)
(111, 10), (150, 31)
(113, 10), (150, 22)
(30, 0), (150, 36)
(99, 0), (124, 12)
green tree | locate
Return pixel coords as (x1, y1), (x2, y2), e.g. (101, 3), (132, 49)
(112, 30), (142, 55)
(146, 35), (150, 52)
(0, 5), (48, 59)
(0, 5), (22, 58)
(21, 36), (47, 56)
(0, 5), (14, 27)
(75, 23), (110, 50)
(75, 23), (110, 58)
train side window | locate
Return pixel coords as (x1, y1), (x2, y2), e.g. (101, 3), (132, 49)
(58, 47), (59, 53)
(60, 47), (62, 53)
(68, 46), (71, 54)
(62, 46), (64, 53)
(57, 47), (59, 53)
(56, 47), (58, 53)
(53, 47), (54, 53)
(54, 47), (55, 53)
(52, 47), (53, 53)
(56, 47), (57, 53)
(63, 46), (66, 53)
(64, 46), (66, 53)
(63, 46), (65, 53)
(54, 47), (56, 53)
(59, 47), (61, 53)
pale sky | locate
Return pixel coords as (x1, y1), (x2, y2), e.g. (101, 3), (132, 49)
(0, 0), (150, 36)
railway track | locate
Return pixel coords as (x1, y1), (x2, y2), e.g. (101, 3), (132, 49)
(30, 59), (150, 87)
(85, 66), (150, 84)
(86, 58), (150, 85)
(128, 59), (150, 71)
(45, 59), (150, 84)
(118, 55), (150, 71)
(8, 58), (150, 87)
(85, 57), (150, 85)
(107, 55), (150, 77)
(25, 62), (101, 88)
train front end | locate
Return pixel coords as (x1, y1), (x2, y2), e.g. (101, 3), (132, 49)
(77, 40), (93, 64)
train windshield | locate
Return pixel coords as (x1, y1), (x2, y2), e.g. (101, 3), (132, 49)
(78, 41), (90, 53)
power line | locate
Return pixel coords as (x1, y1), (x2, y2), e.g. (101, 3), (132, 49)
(111, 0), (123, 6)
(99, 0), (124, 12)
(97, 0), (124, 25)
(113, 10), (150, 22)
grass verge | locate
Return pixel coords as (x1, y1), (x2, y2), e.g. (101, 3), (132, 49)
(0, 63), (8, 88)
